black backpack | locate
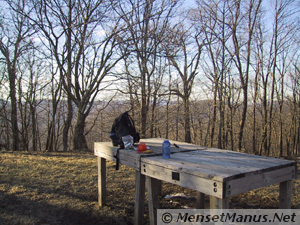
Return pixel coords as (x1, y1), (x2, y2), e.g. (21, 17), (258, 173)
(110, 111), (140, 148)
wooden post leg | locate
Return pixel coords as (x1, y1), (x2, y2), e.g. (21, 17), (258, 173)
(134, 171), (145, 225)
(196, 192), (205, 208)
(210, 196), (229, 225)
(157, 180), (162, 196)
(279, 180), (292, 209)
(147, 177), (159, 225)
(97, 157), (106, 207)
(210, 196), (229, 209)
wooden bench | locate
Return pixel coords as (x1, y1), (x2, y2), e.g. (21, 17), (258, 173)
(94, 138), (297, 225)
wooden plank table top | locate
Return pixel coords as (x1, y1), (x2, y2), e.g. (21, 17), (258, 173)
(94, 138), (206, 170)
(141, 148), (296, 198)
(94, 138), (297, 225)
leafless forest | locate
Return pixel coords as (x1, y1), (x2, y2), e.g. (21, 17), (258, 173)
(0, 0), (299, 157)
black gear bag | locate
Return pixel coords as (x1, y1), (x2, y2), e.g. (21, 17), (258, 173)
(110, 111), (140, 149)
(110, 112), (140, 170)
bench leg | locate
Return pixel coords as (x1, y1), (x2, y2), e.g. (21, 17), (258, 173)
(97, 157), (106, 207)
(210, 196), (229, 209)
(196, 192), (205, 208)
(147, 177), (160, 225)
(210, 196), (229, 225)
(134, 171), (145, 225)
(157, 179), (162, 196)
(279, 180), (292, 209)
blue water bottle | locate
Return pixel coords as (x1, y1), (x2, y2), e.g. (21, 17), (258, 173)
(162, 140), (171, 159)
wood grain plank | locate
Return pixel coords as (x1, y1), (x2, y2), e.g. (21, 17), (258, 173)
(225, 165), (296, 197)
(141, 138), (206, 151)
(141, 162), (224, 198)
(187, 150), (293, 169)
(141, 157), (227, 181)
(279, 180), (292, 209)
(141, 153), (258, 181)
(141, 151), (296, 183)
(147, 177), (159, 225)
(94, 139), (297, 203)
(210, 196), (229, 209)
(95, 151), (140, 170)
(97, 157), (106, 207)
(94, 143), (140, 160)
(166, 152), (258, 175)
(134, 171), (145, 225)
(173, 152), (295, 178)
(196, 192), (205, 209)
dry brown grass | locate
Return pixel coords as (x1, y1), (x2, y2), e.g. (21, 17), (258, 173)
(0, 152), (299, 225)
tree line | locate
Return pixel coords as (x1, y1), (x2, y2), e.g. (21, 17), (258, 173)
(0, 0), (299, 157)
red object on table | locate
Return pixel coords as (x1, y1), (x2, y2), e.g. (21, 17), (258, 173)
(137, 143), (147, 152)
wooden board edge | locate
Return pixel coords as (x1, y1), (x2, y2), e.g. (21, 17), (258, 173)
(141, 161), (224, 198)
(225, 165), (296, 197)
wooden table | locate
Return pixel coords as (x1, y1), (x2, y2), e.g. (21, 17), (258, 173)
(94, 138), (297, 225)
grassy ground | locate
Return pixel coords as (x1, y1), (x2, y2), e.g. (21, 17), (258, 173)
(0, 151), (299, 225)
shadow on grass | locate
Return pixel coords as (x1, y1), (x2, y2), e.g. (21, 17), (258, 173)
(0, 190), (124, 225)
(0, 152), (136, 225)
(5, 151), (95, 158)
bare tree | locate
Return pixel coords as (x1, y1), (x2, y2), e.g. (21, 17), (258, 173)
(289, 65), (300, 155)
(195, 0), (233, 148)
(0, 73), (10, 150)
(114, 0), (178, 138)
(226, 0), (262, 151)
(252, 0), (297, 156)
(164, 21), (204, 143)
(0, 0), (36, 151)
(272, 0), (297, 157)
(16, 49), (45, 151)
(45, 54), (63, 152)
(31, 0), (126, 151)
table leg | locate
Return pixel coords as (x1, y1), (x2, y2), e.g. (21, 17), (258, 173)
(210, 196), (229, 209)
(134, 171), (145, 225)
(210, 196), (229, 225)
(157, 179), (162, 196)
(196, 192), (205, 208)
(147, 177), (160, 225)
(97, 157), (106, 207)
(279, 180), (292, 209)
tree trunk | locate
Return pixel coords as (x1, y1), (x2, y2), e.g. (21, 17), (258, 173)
(238, 86), (248, 151)
(210, 87), (217, 147)
(141, 92), (148, 138)
(253, 72), (258, 155)
(183, 97), (191, 143)
(73, 111), (88, 151)
(30, 104), (37, 151)
(8, 67), (19, 151)
(63, 96), (73, 151)
(150, 95), (157, 138)
(165, 92), (171, 140)
(46, 121), (54, 152)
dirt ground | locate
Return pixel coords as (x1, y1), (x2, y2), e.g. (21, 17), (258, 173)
(0, 151), (299, 225)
